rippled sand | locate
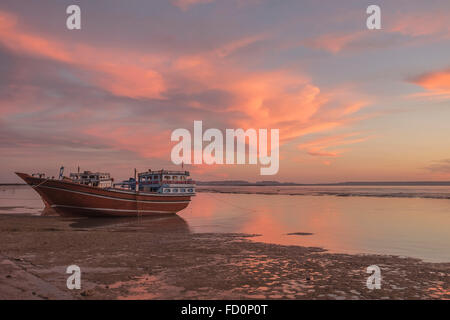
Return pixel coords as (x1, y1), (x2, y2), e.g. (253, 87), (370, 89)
(0, 215), (448, 300)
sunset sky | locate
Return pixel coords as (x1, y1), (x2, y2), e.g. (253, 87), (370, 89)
(1, 0), (450, 183)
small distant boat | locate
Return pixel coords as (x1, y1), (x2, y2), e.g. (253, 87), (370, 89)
(15, 168), (195, 217)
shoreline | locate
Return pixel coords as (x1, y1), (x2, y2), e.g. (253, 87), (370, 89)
(196, 186), (450, 200)
(0, 215), (448, 300)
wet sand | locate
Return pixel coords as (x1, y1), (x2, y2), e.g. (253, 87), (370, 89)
(0, 214), (448, 300)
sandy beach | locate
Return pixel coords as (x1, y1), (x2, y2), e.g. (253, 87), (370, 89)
(0, 214), (448, 300)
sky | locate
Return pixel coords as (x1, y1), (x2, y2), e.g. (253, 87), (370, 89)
(1, 0), (450, 183)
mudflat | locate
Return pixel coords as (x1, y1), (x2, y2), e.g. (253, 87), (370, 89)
(0, 215), (448, 300)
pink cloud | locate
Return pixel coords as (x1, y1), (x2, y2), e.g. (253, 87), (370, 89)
(215, 34), (267, 58)
(171, 0), (214, 10)
(410, 68), (450, 98)
(0, 10), (166, 100)
(390, 12), (450, 38)
(0, 9), (373, 177)
(304, 31), (365, 54)
(84, 126), (173, 160)
(298, 132), (369, 158)
(303, 9), (450, 55)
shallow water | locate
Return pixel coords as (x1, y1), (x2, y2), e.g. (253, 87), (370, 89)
(1, 185), (450, 262)
(181, 186), (450, 263)
(0, 185), (44, 215)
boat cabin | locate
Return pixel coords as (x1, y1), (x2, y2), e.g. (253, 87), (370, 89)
(137, 169), (195, 194)
(70, 171), (113, 188)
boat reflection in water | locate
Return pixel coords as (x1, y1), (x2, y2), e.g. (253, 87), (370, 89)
(67, 214), (191, 233)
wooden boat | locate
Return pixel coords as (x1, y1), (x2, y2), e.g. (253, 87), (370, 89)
(15, 169), (195, 217)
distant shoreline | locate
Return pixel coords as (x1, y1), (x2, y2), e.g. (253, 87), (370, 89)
(197, 181), (450, 187)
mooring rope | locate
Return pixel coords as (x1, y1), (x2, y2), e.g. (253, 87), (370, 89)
(31, 178), (51, 189)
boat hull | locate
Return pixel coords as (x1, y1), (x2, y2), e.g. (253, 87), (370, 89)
(16, 172), (192, 217)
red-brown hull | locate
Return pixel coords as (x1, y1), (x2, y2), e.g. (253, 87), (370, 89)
(16, 172), (192, 217)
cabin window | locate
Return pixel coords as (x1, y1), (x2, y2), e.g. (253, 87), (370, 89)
(188, 189), (193, 192)
(164, 176), (170, 180)
(173, 189), (178, 192)
(164, 189), (170, 192)
(181, 188), (186, 192)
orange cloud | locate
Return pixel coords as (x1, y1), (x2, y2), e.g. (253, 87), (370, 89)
(171, 0), (214, 10)
(84, 126), (172, 159)
(411, 69), (450, 97)
(304, 31), (365, 54)
(298, 132), (369, 158)
(167, 48), (370, 148)
(0, 10), (166, 99)
(304, 10), (450, 55)
(215, 34), (266, 58)
(390, 12), (450, 38)
(0, 9), (372, 166)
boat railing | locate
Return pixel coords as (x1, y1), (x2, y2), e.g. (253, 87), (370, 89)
(140, 180), (195, 185)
